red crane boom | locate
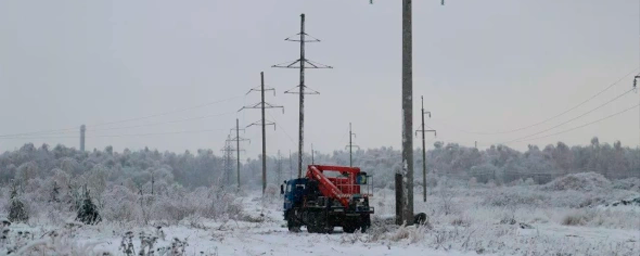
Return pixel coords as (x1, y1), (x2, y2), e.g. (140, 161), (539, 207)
(305, 165), (364, 208)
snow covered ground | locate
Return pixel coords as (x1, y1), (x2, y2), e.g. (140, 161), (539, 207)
(2, 176), (640, 256)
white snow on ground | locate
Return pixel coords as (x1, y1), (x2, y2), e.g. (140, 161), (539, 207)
(70, 192), (492, 256)
(71, 191), (640, 255)
(2, 174), (640, 256)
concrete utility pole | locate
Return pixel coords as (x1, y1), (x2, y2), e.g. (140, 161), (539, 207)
(374, 0), (444, 226)
(634, 75), (639, 151)
(397, 0), (415, 226)
(345, 123), (360, 167)
(80, 125), (86, 151)
(227, 119), (249, 189)
(240, 72), (284, 194)
(272, 13), (332, 178)
(415, 96), (436, 203)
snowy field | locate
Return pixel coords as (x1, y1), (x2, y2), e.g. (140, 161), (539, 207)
(1, 173), (639, 256)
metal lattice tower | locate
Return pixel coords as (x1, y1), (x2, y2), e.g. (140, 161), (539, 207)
(239, 72), (284, 194)
(220, 134), (236, 185)
(272, 13), (333, 178)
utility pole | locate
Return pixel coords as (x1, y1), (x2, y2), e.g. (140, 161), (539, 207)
(397, 0), (415, 226)
(634, 75), (639, 152)
(311, 143), (315, 164)
(227, 119), (249, 189)
(415, 96), (436, 203)
(400, 0), (444, 226)
(272, 13), (332, 178)
(80, 125), (86, 151)
(345, 123), (360, 167)
(371, 0), (445, 226)
(240, 72), (284, 194)
(277, 150), (283, 184)
(289, 150), (293, 179)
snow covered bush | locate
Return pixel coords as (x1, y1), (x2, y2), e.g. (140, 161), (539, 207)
(612, 177), (640, 192)
(100, 185), (140, 223)
(0, 225), (112, 255)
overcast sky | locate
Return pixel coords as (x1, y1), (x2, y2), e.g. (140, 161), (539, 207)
(0, 0), (639, 158)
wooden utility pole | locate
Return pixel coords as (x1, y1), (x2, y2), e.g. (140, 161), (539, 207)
(272, 13), (332, 178)
(240, 72), (283, 194)
(345, 123), (360, 167)
(415, 96), (435, 203)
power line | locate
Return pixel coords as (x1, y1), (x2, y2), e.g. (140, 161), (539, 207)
(509, 104), (640, 143)
(500, 88), (635, 144)
(0, 111), (236, 139)
(0, 95), (241, 138)
(89, 111), (236, 132)
(89, 95), (242, 128)
(0, 127), (228, 140)
(267, 111), (297, 147)
(438, 68), (639, 135)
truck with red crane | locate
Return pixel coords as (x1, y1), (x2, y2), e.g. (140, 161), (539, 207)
(281, 165), (374, 233)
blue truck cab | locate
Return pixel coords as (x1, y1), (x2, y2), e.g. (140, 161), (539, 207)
(282, 178), (307, 212)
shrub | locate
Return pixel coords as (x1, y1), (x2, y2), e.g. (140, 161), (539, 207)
(8, 186), (28, 223)
(76, 187), (101, 225)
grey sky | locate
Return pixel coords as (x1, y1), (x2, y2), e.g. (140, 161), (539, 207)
(0, 0), (639, 158)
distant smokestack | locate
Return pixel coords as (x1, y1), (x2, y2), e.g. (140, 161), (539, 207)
(80, 125), (86, 151)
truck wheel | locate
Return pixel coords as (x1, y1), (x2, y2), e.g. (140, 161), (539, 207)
(316, 212), (333, 234)
(343, 224), (356, 233)
(360, 215), (371, 233)
(306, 211), (319, 233)
(286, 210), (301, 232)
(288, 221), (301, 232)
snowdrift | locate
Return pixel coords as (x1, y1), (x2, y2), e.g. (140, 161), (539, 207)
(542, 172), (611, 192)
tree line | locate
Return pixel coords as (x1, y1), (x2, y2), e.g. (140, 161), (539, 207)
(0, 137), (638, 191)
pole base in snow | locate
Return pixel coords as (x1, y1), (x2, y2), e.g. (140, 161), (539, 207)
(395, 173), (403, 226)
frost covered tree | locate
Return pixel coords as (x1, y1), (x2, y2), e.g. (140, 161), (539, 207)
(8, 182), (28, 223)
(76, 186), (101, 225)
